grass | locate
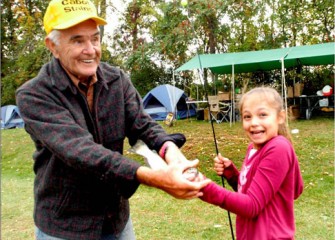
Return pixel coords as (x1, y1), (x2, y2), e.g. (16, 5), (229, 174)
(1, 116), (334, 239)
(1, 129), (35, 240)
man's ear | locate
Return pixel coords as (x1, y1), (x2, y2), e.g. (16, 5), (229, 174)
(45, 37), (59, 58)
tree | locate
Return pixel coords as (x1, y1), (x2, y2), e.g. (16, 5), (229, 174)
(1, 0), (334, 105)
(1, 0), (49, 105)
(305, 0), (334, 44)
(110, 0), (178, 95)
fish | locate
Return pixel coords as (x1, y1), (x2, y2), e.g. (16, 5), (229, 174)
(129, 139), (198, 179)
(129, 139), (167, 170)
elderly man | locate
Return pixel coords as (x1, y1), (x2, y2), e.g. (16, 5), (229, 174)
(16, 1), (210, 239)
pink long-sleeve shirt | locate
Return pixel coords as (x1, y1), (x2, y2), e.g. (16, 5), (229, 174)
(201, 136), (304, 240)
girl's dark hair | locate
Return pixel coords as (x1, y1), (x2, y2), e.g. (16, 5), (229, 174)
(239, 87), (292, 143)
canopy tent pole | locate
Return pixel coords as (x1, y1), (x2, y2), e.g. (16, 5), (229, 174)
(197, 85), (199, 101)
(172, 70), (177, 121)
(281, 57), (289, 126)
(231, 64), (235, 127)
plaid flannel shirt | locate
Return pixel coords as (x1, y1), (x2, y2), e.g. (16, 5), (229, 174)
(16, 57), (176, 240)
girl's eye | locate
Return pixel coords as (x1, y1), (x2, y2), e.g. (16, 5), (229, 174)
(243, 115), (251, 120)
(259, 113), (267, 117)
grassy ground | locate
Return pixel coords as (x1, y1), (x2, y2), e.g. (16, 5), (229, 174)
(1, 116), (334, 239)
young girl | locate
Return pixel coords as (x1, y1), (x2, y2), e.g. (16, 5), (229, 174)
(200, 87), (304, 240)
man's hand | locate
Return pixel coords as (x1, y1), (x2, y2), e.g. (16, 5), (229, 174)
(136, 159), (211, 199)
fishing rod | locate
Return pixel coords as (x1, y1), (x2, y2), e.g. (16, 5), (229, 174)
(180, 1), (235, 239)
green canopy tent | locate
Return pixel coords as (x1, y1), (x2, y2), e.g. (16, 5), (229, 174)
(284, 42), (335, 67)
(175, 42), (335, 123)
(176, 42), (334, 73)
(176, 47), (291, 74)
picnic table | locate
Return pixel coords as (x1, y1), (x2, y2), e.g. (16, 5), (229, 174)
(298, 94), (334, 119)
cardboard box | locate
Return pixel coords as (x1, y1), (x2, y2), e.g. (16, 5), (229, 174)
(289, 105), (300, 120)
(294, 83), (304, 97)
(287, 87), (293, 98)
(204, 108), (210, 121)
(208, 95), (219, 102)
(218, 92), (230, 101)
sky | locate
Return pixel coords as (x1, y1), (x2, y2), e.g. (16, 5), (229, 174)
(104, 0), (127, 35)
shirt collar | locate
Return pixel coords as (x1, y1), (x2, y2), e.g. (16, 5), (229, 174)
(67, 71), (98, 91)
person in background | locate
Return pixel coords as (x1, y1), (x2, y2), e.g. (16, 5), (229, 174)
(199, 87), (304, 239)
(16, 1), (210, 239)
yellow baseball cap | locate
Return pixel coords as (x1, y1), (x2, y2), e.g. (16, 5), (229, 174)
(44, 0), (107, 35)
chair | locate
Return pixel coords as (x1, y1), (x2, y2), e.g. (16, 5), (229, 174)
(208, 96), (231, 123)
(218, 102), (231, 123)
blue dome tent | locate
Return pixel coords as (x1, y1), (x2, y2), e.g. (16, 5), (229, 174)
(142, 84), (197, 121)
(1, 105), (25, 129)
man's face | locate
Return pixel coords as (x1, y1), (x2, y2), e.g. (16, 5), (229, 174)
(49, 20), (101, 82)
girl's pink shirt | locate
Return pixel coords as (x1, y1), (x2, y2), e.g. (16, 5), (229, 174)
(201, 136), (304, 240)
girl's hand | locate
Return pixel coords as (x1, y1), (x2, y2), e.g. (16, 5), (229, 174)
(214, 153), (232, 176)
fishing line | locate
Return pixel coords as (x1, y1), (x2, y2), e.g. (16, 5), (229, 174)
(180, 1), (235, 239)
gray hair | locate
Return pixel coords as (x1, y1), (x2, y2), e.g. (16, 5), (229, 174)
(47, 30), (61, 45)
(46, 24), (101, 46)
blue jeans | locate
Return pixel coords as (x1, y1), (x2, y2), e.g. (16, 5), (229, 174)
(35, 217), (136, 240)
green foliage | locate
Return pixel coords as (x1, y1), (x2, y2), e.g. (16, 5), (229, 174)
(126, 49), (172, 96)
(1, 0), (49, 106)
(151, 2), (191, 66)
(1, 0), (334, 105)
(1, 41), (49, 105)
